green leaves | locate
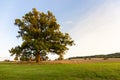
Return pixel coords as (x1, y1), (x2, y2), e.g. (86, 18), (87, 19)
(9, 46), (22, 56)
(10, 8), (74, 62)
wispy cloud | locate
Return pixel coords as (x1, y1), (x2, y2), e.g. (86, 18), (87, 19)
(64, 21), (73, 24)
(65, 1), (120, 57)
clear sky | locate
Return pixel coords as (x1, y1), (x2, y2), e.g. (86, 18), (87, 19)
(0, 0), (120, 60)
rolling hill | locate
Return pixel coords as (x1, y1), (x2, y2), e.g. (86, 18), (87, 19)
(69, 53), (120, 59)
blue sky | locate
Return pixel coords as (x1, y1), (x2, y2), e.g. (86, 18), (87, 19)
(0, 0), (120, 60)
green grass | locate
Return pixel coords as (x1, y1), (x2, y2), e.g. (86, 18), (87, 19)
(0, 62), (120, 80)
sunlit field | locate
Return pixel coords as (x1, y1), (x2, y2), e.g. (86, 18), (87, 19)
(0, 61), (120, 80)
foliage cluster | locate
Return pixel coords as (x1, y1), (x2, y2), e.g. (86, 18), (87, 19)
(9, 8), (74, 62)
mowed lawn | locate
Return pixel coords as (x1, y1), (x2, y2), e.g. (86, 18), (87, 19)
(0, 62), (120, 80)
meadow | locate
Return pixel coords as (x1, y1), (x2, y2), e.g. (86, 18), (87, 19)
(0, 61), (120, 80)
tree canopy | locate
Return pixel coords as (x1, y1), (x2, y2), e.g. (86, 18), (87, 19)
(9, 8), (74, 63)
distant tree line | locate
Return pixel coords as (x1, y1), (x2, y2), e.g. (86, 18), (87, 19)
(69, 53), (120, 60)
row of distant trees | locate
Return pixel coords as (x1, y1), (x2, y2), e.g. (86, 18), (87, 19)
(69, 53), (120, 60)
(9, 8), (74, 63)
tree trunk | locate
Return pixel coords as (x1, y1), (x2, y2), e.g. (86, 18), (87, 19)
(28, 57), (32, 63)
(36, 53), (41, 63)
(58, 54), (64, 60)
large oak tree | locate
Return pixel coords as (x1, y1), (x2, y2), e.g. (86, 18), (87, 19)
(9, 8), (74, 63)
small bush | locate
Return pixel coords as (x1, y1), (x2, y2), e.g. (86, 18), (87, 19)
(4, 59), (10, 62)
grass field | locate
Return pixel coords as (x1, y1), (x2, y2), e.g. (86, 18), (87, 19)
(0, 62), (120, 80)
